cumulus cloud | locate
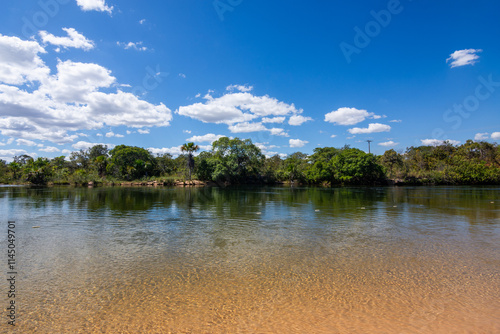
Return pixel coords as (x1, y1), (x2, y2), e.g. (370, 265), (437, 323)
(420, 139), (461, 146)
(289, 115), (313, 126)
(289, 139), (309, 148)
(262, 117), (285, 124)
(228, 122), (268, 133)
(187, 133), (225, 143)
(177, 89), (301, 136)
(117, 41), (148, 51)
(39, 146), (61, 153)
(325, 107), (380, 126)
(226, 84), (253, 92)
(474, 132), (490, 141)
(138, 129), (150, 134)
(389, 119), (402, 123)
(348, 123), (391, 134)
(39, 28), (95, 51)
(16, 139), (37, 146)
(72, 141), (115, 150)
(105, 131), (124, 138)
(0, 35), (172, 145)
(447, 49), (482, 68)
(378, 141), (398, 147)
(0, 149), (30, 161)
(330, 135), (337, 138)
(269, 128), (289, 137)
(148, 146), (184, 157)
(0, 34), (49, 85)
(76, 0), (113, 13)
(491, 132), (500, 140)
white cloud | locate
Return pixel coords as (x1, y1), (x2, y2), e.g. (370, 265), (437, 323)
(179, 73), (186, 79)
(389, 119), (402, 123)
(62, 149), (72, 154)
(76, 0), (113, 13)
(148, 146), (183, 157)
(0, 34), (49, 85)
(183, 130), (192, 134)
(16, 139), (37, 146)
(262, 117), (285, 124)
(330, 135), (337, 138)
(0, 149), (29, 161)
(138, 129), (150, 134)
(0, 35), (172, 144)
(325, 107), (379, 126)
(228, 122), (267, 133)
(139, 19), (146, 24)
(420, 139), (461, 146)
(105, 131), (124, 138)
(226, 84), (253, 92)
(177, 90), (301, 127)
(289, 139), (309, 148)
(39, 146), (60, 153)
(72, 141), (115, 150)
(269, 128), (289, 137)
(117, 41), (148, 51)
(379, 141), (398, 147)
(187, 133), (225, 143)
(39, 28), (95, 51)
(447, 49), (482, 68)
(348, 123), (391, 134)
(491, 132), (500, 140)
(474, 132), (490, 141)
(288, 115), (313, 126)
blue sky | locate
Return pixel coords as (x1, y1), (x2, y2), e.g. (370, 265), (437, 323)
(0, 0), (499, 161)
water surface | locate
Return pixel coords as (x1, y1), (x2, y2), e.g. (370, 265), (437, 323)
(1, 186), (499, 333)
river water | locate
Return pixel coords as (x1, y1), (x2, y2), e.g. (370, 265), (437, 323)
(1, 186), (499, 333)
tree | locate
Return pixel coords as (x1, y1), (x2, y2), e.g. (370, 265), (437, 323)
(330, 148), (385, 184)
(155, 153), (176, 176)
(107, 145), (156, 180)
(210, 137), (265, 183)
(8, 162), (21, 180)
(283, 152), (308, 183)
(380, 149), (404, 179)
(181, 142), (200, 180)
(306, 147), (340, 183)
(25, 157), (51, 185)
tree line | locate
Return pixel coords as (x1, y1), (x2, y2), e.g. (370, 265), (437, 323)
(0, 137), (499, 186)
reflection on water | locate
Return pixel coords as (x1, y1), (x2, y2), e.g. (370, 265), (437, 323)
(1, 186), (499, 333)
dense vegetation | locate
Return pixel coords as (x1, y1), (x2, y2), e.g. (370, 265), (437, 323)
(0, 138), (499, 186)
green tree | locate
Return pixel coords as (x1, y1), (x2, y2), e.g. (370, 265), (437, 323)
(210, 137), (265, 183)
(25, 157), (51, 185)
(155, 153), (176, 176)
(380, 149), (404, 179)
(107, 145), (156, 180)
(330, 148), (385, 184)
(306, 147), (341, 183)
(283, 152), (308, 183)
(181, 142), (199, 180)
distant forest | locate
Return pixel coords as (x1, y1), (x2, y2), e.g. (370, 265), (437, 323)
(1, 137), (499, 186)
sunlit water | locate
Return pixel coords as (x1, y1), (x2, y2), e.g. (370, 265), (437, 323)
(1, 186), (499, 333)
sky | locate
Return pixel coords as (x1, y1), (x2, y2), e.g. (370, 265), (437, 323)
(0, 0), (499, 161)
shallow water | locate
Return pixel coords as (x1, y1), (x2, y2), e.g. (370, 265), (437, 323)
(1, 186), (499, 333)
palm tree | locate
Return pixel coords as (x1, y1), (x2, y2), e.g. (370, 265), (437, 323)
(181, 142), (199, 180)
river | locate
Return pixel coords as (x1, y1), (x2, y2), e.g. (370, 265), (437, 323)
(1, 186), (499, 333)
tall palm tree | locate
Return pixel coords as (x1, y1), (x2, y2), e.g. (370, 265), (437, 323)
(181, 142), (199, 180)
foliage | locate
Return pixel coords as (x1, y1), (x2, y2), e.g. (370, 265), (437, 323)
(181, 142), (199, 180)
(107, 145), (156, 180)
(0, 139), (498, 186)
